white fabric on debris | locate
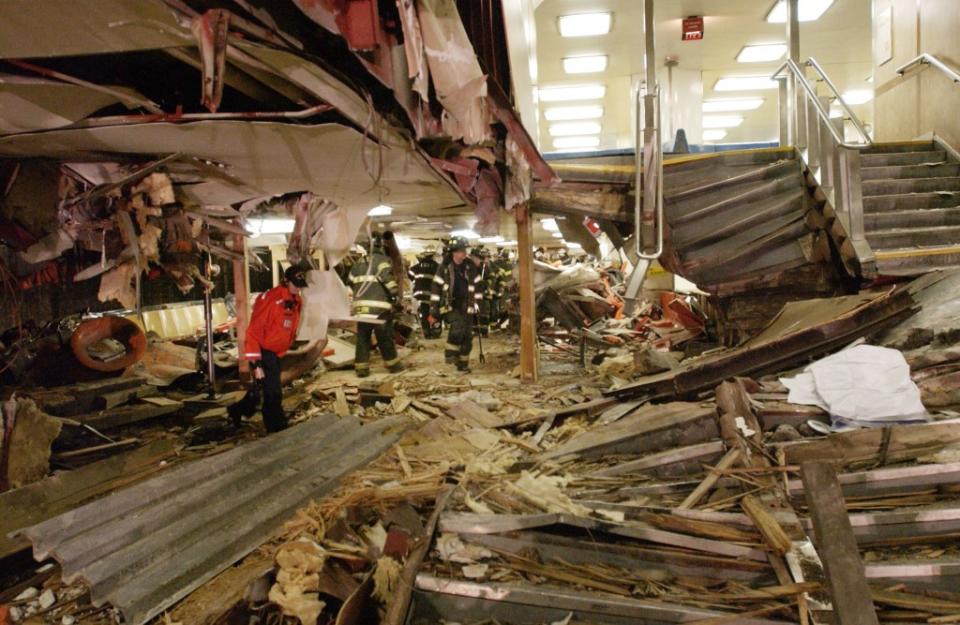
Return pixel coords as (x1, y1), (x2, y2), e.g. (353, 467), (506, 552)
(780, 345), (927, 429)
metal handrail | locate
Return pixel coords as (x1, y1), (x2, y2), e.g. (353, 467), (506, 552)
(804, 57), (873, 145)
(772, 59), (870, 149)
(897, 53), (960, 84)
(635, 83), (663, 260)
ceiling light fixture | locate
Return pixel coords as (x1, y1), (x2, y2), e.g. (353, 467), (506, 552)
(247, 218), (295, 235)
(549, 121), (601, 136)
(714, 76), (779, 91)
(450, 229), (480, 240)
(766, 0), (835, 23)
(538, 84), (606, 102)
(541, 218), (560, 232)
(702, 99), (765, 112)
(565, 242), (583, 249)
(544, 105), (604, 121)
(558, 12), (612, 37)
(563, 55), (608, 74)
(736, 43), (787, 63)
(478, 235), (504, 244)
(367, 204), (392, 216)
(552, 136), (601, 149)
(702, 130), (728, 142)
(497, 240), (518, 247)
(702, 115), (744, 129)
(840, 89), (873, 105)
(551, 232), (564, 238)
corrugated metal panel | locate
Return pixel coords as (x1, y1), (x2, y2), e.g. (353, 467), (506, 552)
(15, 414), (408, 625)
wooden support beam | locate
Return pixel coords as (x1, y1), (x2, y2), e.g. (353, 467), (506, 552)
(233, 233), (250, 377)
(516, 204), (538, 383)
(800, 461), (880, 625)
(531, 183), (632, 223)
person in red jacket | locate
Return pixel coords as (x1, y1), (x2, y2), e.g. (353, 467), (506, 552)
(229, 262), (309, 433)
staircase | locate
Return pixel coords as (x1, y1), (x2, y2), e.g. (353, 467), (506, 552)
(860, 140), (960, 275)
(659, 147), (843, 342)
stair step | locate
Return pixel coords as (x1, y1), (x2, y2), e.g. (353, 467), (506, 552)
(866, 224), (960, 249)
(864, 191), (960, 212)
(672, 189), (805, 248)
(667, 174), (800, 222)
(862, 141), (937, 154)
(665, 160), (798, 202)
(862, 177), (960, 197)
(866, 207), (960, 230)
(874, 244), (960, 276)
(860, 163), (960, 181)
(861, 150), (947, 167)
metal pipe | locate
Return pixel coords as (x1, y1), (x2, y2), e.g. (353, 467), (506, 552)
(202, 249), (217, 398)
(7, 59), (164, 113)
(772, 60), (868, 149)
(69, 103), (334, 128)
(805, 57), (873, 144)
(896, 53), (960, 84)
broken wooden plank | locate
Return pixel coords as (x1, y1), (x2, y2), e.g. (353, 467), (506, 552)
(445, 399), (501, 429)
(741, 495), (792, 556)
(800, 461), (880, 625)
(167, 551), (274, 625)
(542, 402), (719, 461)
(94, 385), (159, 411)
(76, 400), (184, 430)
(677, 448), (741, 510)
(589, 441), (726, 479)
(788, 461), (960, 498)
(28, 377), (144, 417)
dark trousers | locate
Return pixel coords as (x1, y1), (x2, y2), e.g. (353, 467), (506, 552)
(417, 301), (441, 338)
(489, 297), (501, 329)
(230, 349), (286, 433)
(444, 309), (473, 365)
(355, 317), (400, 373)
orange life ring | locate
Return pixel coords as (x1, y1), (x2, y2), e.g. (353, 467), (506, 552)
(70, 316), (147, 372)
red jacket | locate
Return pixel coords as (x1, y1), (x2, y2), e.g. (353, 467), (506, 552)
(244, 284), (302, 360)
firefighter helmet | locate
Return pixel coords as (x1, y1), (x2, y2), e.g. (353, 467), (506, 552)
(447, 236), (468, 252)
(283, 262), (310, 288)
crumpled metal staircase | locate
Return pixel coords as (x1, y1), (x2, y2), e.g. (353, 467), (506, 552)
(861, 140), (960, 275)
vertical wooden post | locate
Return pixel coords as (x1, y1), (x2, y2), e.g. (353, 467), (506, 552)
(233, 233), (250, 378)
(515, 203), (538, 382)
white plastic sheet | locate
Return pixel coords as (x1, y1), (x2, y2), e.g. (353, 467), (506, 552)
(781, 344), (927, 430)
(297, 269), (352, 341)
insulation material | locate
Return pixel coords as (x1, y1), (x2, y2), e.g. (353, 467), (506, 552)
(435, 533), (493, 564)
(298, 269), (352, 341)
(504, 471), (592, 517)
(131, 173), (175, 206)
(416, 0), (492, 145)
(269, 540), (328, 625)
(98, 260), (138, 309)
(505, 136), (532, 212)
(5, 399), (62, 489)
(371, 556), (402, 605)
(396, 0), (430, 101)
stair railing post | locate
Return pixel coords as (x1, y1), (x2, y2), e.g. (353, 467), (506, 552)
(818, 96), (836, 198)
(806, 96), (821, 172)
(838, 148), (866, 245)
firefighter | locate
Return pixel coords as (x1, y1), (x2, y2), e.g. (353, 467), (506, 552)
(431, 236), (482, 372)
(230, 262), (309, 433)
(348, 233), (404, 377)
(408, 245), (441, 338)
(489, 248), (512, 332)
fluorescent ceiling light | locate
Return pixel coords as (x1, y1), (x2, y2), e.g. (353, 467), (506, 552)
(736, 43), (787, 63)
(703, 98), (764, 112)
(367, 204), (392, 216)
(840, 89), (873, 105)
(551, 232), (564, 238)
(478, 235), (504, 244)
(558, 12), (612, 37)
(563, 55), (608, 74)
(549, 121), (601, 137)
(715, 76), (779, 91)
(538, 84), (606, 102)
(566, 242), (583, 249)
(541, 218), (560, 232)
(766, 0), (835, 23)
(552, 136), (601, 149)
(544, 105), (604, 121)
(702, 129), (728, 142)
(497, 240), (518, 246)
(450, 229), (480, 240)
(702, 115), (744, 129)
(247, 218), (295, 235)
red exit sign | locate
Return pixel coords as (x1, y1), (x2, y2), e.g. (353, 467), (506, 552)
(682, 16), (704, 41)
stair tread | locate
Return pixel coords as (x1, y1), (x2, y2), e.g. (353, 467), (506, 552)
(664, 159), (797, 200)
(867, 224), (960, 235)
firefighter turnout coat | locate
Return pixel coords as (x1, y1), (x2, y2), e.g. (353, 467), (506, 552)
(348, 250), (399, 320)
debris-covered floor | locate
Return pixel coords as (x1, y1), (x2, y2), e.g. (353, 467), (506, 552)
(4, 271), (960, 625)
